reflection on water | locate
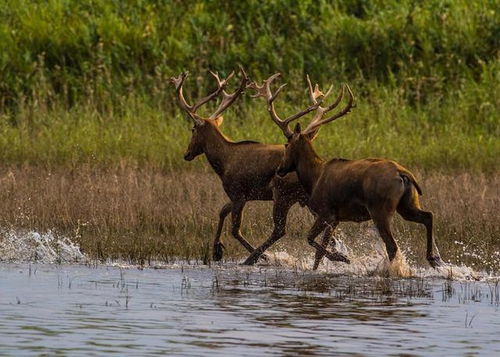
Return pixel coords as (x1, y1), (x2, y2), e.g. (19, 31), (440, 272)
(0, 264), (499, 356)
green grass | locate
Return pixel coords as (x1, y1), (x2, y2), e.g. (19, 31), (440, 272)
(0, 0), (497, 171)
(0, 71), (497, 171)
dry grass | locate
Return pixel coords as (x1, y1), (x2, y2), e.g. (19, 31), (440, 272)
(0, 166), (498, 271)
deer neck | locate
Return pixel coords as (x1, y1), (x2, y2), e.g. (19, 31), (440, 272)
(203, 126), (233, 176)
(295, 143), (324, 195)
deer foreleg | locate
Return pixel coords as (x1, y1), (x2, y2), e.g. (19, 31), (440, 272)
(242, 199), (294, 265)
(308, 217), (350, 264)
(230, 200), (257, 254)
(212, 202), (232, 261)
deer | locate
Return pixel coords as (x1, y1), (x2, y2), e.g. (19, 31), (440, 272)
(270, 75), (444, 269)
(170, 67), (349, 269)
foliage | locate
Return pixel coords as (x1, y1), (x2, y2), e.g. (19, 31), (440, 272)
(0, 0), (498, 170)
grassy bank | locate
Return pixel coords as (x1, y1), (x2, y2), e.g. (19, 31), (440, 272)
(0, 1), (497, 270)
(0, 167), (498, 272)
(0, 72), (498, 172)
(0, 0), (498, 171)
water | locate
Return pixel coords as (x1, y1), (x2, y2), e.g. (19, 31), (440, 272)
(1, 263), (499, 356)
(0, 232), (499, 355)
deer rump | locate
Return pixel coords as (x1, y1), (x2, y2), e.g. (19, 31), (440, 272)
(308, 158), (423, 222)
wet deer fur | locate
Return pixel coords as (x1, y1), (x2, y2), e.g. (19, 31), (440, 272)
(274, 78), (443, 268)
(171, 67), (341, 269)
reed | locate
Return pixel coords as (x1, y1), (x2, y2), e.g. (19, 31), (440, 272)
(0, 166), (497, 272)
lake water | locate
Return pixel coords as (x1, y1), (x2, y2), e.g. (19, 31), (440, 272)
(1, 262), (499, 356)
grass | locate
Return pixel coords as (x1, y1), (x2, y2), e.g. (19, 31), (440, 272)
(0, 67), (498, 172)
(0, 0), (497, 171)
(0, 167), (497, 273)
(0, 0), (497, 270)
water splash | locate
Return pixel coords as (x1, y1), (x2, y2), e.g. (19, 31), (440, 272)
(0, 229), (86, 263)
(260, 248), (491, 281)
(0, 228), (495, 282)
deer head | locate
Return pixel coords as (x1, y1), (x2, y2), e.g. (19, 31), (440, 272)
(170, 66), (249, 160)
(276, 79), (355, 177)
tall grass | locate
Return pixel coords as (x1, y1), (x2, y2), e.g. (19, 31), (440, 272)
(0, 0), (498, 170)
(0, 72), (497, 171)
(0, 167), (497, 272)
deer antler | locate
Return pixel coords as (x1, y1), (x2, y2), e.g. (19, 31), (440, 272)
(248, 73), (322, 138)
(302, 81), (355, 136)
(170, 67), (247, 122)
(208, 65), (249, 120)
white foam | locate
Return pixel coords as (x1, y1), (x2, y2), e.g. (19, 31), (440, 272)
(0, 228), (495, 282)
(0, 229), (87, 264)
(257, 229), (496, 281)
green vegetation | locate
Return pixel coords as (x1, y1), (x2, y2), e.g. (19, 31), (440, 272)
(0, 0), (498, 171)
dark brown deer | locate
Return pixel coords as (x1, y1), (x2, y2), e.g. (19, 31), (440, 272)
(274, 77), (443, 268)
(170, 68), (348, 269)
(242, 73), (350, 267)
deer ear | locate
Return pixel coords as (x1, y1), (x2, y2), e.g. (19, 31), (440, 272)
(294, 122), (301, 134)
(213, 116), (224, 127)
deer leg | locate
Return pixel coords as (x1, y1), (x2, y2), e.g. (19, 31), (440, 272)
(371, 214), (399, 262)
(212, 202), (232, 261)
(307, 217), (350, 264)
(242, 199), (294, 266)
(230, 200), (257, 254)
(313, 224), (337, 270)
(398, 207), (443, 268)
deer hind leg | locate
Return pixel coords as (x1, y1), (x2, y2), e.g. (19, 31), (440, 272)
(230, 200), (257, 254)
(398, 205), (443, 268)
(212, 202), (232, 261)
(242, 198), (294, 266)
(308, 217), (350, 265)
(371, 213), (399, 262)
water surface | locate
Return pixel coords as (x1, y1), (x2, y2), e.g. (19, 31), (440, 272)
(0, 263), (498, 356)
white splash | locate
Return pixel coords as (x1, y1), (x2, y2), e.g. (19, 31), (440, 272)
(0, 229), (86, 264)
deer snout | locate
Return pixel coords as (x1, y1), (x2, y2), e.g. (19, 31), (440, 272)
(184, 151), (195, 161)
(276, 165), (288, 177)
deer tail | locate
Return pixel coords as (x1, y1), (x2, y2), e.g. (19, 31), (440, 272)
(399, 169), (423, 196)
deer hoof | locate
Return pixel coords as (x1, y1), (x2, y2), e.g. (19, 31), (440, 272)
(326, 251), (350, 264)
(260, 253), (271, 263)
(427, 255), (444, 269)
(242, 251), (269, 266)
(212, 242), (225, 261)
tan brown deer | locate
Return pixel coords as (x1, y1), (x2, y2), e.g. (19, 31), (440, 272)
(170, 67), (348, 269)
(274, 77), (443, 268)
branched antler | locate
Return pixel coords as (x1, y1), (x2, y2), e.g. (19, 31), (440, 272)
(248, 73), (322, 138)
(303, 81), (355, 135)
(170, 66), (248, 122)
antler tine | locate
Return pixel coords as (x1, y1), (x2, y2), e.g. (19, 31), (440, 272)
(250, 73), (322, 137)
(324, 84), (344, 111)
(247, 72), (281, 98)
(303, 83), (355, 135)
(208, 67), (249, 120)
(306, 75), (342, 111)
(190, 70), (234, 113)
(170, 71), (196, 115)
(306, 74), (325, 104)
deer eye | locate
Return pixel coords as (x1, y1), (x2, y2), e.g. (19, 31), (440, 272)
(191, 127), (195, 132)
